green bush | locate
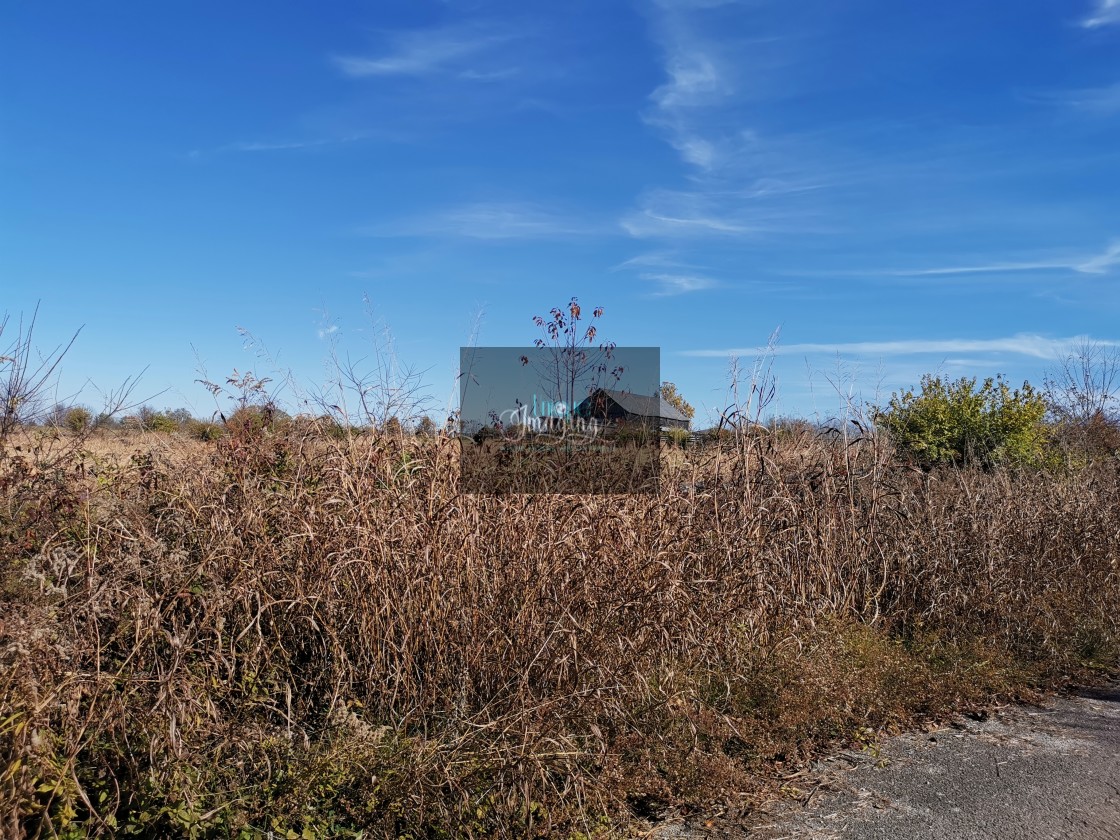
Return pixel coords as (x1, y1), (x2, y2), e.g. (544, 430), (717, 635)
(136, 406), (179, 433)
(147, 413), (178, 433)
(62, 406), (92, 433)
(875, 374), (1050, 468)
(185, 419), (224, 441)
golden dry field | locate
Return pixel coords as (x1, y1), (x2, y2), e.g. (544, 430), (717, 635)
(2, 421), (1119, 837)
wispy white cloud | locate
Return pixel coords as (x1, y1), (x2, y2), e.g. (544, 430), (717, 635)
(613, 250), (719, 296)
(188, 130), (386, 158)
(885, 261), (1077, 277)
(651, 49), (726, 113)
(332, 25), (516, 78)
(643, 14), (733, 173)
(1081, 0), (1120, 28)
(1025, 81), (1120, 115)
(642, 272), (717, 295)
(363, 201), (595, 240)
(650, 0), (744, 9)
(231, 139), (335, 152)
(1078, 240), (1120, 272)
(622, 206), (758, 237)
(458, 67), (521, 82)
(882, 240), (1120, 277)
(229, 133), (381, 153)
(641, 0), (797, 174)
(626, 2), (831, 242)
(621, 180), (828, 239)
(673, 135), (719, 169)
(611, 251), (698, 271)
(682, 334), (1120, 360)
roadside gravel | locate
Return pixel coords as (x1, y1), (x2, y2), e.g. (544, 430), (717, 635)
(651, 684), (1120, 840)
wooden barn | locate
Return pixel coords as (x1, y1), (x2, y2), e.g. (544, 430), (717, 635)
(575, 388), (690, 431)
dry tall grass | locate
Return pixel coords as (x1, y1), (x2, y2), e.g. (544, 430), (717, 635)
(2, 420), (1118, 837)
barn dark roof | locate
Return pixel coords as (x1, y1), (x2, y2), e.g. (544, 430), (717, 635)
(588, 389), (690, 423)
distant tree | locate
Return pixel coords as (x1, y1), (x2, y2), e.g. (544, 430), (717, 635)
(44, 403), (68, 428)
(1, 308), (81, 437)
(659, 381), (695, 424)
(308, 413), (348, 440)
(415, 415), (438, 437)
(167, 407), (195, 428)
(1045, 339), (1120, 424)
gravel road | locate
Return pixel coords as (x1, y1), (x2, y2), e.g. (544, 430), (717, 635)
(653, 684), (1120, 840)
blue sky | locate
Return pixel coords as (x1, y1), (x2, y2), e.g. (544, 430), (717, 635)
(4, 0), (1120, 424)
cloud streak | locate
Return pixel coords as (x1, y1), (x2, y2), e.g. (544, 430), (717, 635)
(621, 178), (827, 239)
(187, 130), (389, 159)
(333, 25), (516, 78)
(642, 272), (717, 295)
(682, 334), (1120, 360)
(622, 206), (759, 238)
(363, 201), (595, 240)
(882, 240), (1120, 277)
(1025, 81), (1120, 115)
(611, 251), (700, 271)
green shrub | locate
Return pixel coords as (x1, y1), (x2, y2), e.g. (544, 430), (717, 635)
(185, 419), (224, 441)
(62, 406), (92, 433)
(137, 406), (179, 433)
(875, 374), (1050, 468)
(148, 414), (179, 433)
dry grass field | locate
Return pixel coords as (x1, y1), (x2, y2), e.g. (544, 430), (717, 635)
(2, 420), (1118, 837)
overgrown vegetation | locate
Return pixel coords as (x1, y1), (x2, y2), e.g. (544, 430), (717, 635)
(1, 315), (1118, 838)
